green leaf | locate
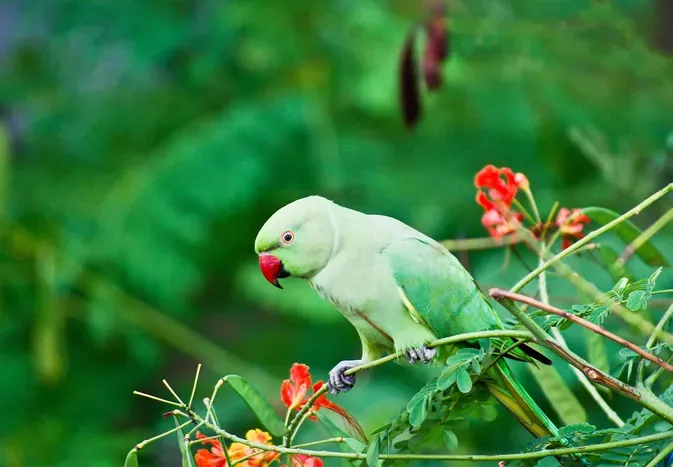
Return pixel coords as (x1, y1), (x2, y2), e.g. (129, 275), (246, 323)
(366, 436), (380, 467)
(558, 423), (596, 437)
(226, 375), (287, 437)
(124, 449), (139, 467)
(456, 368), (472, 394)
(408, 395), (430, 428)
(626, 290), (648, 311)
(173, 416), (194, 467)
(479, 404), (499, 422)
(437, 367), (459, 390)
(442, 430), (459, 451)
(581, 207), (670, 267)
(529, 365), (587, 425)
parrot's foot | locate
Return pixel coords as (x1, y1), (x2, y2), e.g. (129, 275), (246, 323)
(405, 344), (436, 364)
(328, 359), (362, 395)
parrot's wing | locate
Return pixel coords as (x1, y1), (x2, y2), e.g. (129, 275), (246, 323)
(383, 236), (549, 365)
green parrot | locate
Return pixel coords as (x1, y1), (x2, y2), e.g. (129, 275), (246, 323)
(254, 195), (560, 440)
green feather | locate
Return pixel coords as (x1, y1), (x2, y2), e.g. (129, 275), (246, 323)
(383, 237), (559, 438)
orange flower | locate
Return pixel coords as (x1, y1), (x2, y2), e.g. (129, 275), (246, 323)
(475, 165), (527, 238)
(555, 208), (590, 250)
(281, 363), (366, 441)
(194, 430), (278, 467)
(281, 454), (324, 467)
(194, 433), (229, 467)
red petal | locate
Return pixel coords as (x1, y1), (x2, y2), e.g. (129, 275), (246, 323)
(280, 380), (294, 408)
(290, 363), (312, 389)
(195, 449), (228, 467)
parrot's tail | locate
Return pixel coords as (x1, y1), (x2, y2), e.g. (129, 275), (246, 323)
(486, 360), (558, 438)
(486, 360), (590, 466)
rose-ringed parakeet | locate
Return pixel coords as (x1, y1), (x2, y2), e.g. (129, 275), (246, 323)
(254, 195), (565, 442)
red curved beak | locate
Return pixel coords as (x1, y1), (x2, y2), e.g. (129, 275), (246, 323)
(258, 253), (285, 289)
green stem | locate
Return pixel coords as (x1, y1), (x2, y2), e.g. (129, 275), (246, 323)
(440, 235), (521, 251)
(537, 246), (624, 427)
(136, 420), (193, 450)
(343, 330), (533, 376)
(188, 410), (673, 462)
(652, 289), (673, 295)
(638, 303), (673, 384)
(643, 440), (673, 467)
(293, 438), (344, 449)
(512, 198), (538, 225)
(645, 354), (673, 388)
(617, 207), (673, 266)
(511, 183), (673, 294)
(521, 187), (542, 224)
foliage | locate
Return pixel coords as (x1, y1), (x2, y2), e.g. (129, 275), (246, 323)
(2, 0), (673, 466)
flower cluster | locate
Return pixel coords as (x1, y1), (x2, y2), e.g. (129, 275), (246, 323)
(194, 363), (364, 467)
(474, 164), (590, 250)
(195, 429), (279, 467)
(281, 363), (366, 441)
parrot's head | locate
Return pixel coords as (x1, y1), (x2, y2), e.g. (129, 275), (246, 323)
(254, 196), (337, 289)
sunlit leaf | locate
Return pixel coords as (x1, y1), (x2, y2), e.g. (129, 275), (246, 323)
(173, 416), (193, 467)
(226, 375), (287, 437)
(456, 368), (472, 394)
(124, 449), (139, 467)
(582, 207), (670, 267)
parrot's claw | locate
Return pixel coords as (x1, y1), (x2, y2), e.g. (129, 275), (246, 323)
(328, 359), (362, 395)
(405, 344), (436, 364)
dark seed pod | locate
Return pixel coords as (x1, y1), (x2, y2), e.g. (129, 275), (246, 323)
(398, 30), (421, 128)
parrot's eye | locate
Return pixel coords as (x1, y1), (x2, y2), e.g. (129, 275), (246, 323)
(281, 231), (295, 244)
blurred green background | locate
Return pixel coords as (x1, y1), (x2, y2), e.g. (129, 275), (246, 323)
(1, 0), (673, 466)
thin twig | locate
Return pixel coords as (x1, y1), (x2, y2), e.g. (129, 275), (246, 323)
(135, 420), (193, 450)
(491, 289), (673, 374)
(284, 384), (328, 447)
(133, 390), (183, 407)
(511, 183), (673, 293)
(441, 235), (521, 251)
(163, 379), (186, 405)
(188, 363), (202, 408)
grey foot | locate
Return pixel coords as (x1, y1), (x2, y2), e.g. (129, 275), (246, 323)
(328, 359), (362, 395)
(405, 344), (437, 364)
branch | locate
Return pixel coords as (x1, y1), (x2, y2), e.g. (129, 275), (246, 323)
(510, 182), (673, 293)
(343, 329), (533, 376)
(187, 408), (673, 462)
(489, 293), (673, 424)
(491, 289), (673, 374)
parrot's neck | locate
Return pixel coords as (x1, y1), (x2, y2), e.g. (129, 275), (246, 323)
(326, 200), (341, 264)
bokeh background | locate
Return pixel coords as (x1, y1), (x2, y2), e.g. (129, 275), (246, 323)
(1, 0), (673, 466)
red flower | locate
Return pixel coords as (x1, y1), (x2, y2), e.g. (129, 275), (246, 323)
(555, 208), (590, 250)
(475, 165), (521, 208)
(194, 433), (229, 467)
(475, 165), (527, 238)
(281, 363), (366, 441)
(281, 454), (324, 467)
(480, 208), (524, 238)
(194, 430), (278, 467)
